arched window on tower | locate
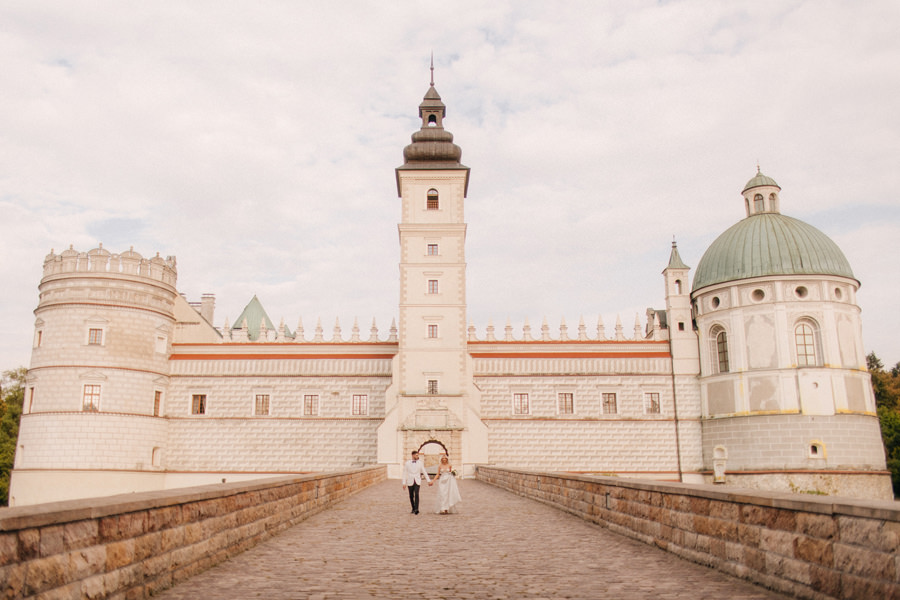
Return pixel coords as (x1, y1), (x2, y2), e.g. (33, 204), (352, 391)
(428, 114), (437, 126)
(674, 279), (682, 294)
(427, 189), (439, 210)
(710, 326), (730, 374)
(769, 193), (778, 212)
(754, 194), (764, 213)
(794, 319), (821, 366)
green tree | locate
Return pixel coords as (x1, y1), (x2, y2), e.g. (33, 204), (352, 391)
(0, 367), (26, 506)
(868, 352), (900, 497)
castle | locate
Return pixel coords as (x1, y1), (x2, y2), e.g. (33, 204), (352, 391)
(10, 81), (891, 506)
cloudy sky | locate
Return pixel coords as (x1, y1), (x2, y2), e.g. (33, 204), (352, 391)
(1, 1), (898, 370)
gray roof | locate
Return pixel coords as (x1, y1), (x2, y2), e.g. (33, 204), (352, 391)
(742, 170), (780, 193)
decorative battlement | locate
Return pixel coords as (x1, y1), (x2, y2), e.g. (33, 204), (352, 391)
(42, 244), (177, 286)
(220, 316), (399, 343)
(466, 313), (667, 342)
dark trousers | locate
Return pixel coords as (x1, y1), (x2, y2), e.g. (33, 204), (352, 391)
(407, 482), (420, 512)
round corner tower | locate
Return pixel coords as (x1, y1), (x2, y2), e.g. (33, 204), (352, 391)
(10, 244), (178, 505)
(691, 171), (891, 499)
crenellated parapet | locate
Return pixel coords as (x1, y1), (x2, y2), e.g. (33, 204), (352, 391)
(467, 313), (667, 343)
(42, 244), (177, 286)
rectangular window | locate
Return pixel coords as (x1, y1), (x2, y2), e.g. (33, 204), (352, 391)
(602, 392), (617, 414)
(28, 387), (35, 413)
(192, 394), (207, 415)
(427, 380), (439, 395)
(304, 394), (319, 416)
(645, 392), (661, 414)
(428, 324), (438, 338)
(428, 279), (439, 294)
(513, 393), (530, 415)
(88, 328), (103, 345)
(82, 384), (101, 412)
(427, 244), (439, 256)
(352, 394), (368, 415)
(155, 335), (167, 353)
(255, 394), (270, 416)
(558, 392), (574, 415)
(154, 390), (162, 416)
(36, 330), (43, 347)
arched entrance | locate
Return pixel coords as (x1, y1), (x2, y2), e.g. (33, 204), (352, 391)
(417, 440), (448, 475)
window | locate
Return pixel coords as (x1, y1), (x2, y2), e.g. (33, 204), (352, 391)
(558, 392), (574, 415)
(645, 392), (661, 414)
(255, 394), (270, 416)
(427, 189), (439, 210)
(427, 380), (439, 395)
(674, 279), (682, 294)
(710, 326), (729, 374)
(304, 394), (319, 416)
(154, 390), (162, 416)
(795, 320), (820, 366)
(352, 394), (368, 415)
(427, 244), (439, 256)
(82, 385), (101, 412)
(770, 193), (779, 212)
(513, 393), (530, 415)
(27, 387), (35, 413)
(754, 193), (764, 212)
(428, 324), (438, 338)
(155, 335), (167, 353)
(88, 328), (103, 345)
(602, 393), (617, 414)
(192, 394), (206, 415)
(35, 330), (43, 348)
(428, 280), (439, 294)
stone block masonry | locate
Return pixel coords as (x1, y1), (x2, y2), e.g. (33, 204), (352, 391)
(476, 466), (899, 600)
(0, 466), (385, 599)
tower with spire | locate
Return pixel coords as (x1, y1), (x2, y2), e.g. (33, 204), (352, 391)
(377, 72), (487, 476)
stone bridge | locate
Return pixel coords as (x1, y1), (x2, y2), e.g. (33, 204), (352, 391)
(1, 467), (897, 599)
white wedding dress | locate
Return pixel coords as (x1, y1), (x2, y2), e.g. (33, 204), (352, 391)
(434, 468), (462, 513)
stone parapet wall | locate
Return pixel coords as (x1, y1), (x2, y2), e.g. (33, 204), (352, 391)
(0, 466), (385, 599)
(476, 466), (899, 600)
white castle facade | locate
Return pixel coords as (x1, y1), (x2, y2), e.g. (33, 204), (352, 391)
(10, 83), (891, 506)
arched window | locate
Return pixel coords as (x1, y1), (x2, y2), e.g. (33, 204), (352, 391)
(710, 326), (730, 374)
(426, 189), (439, 210)
(674, 279), (682, 294)
(754, 193), (764, 213)
(427, 114), (437, 126)
(795, 319), (821, 366)
(769, 193), (778, 212)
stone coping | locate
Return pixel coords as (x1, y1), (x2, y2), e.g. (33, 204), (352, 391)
(0, 469), (383, 531)
(484, 467), (900, 519)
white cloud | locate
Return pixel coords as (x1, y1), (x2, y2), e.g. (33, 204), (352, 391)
(1, 0), (898, 369)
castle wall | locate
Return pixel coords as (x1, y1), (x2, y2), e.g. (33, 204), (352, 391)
(472, 348), (704, 478)
(164, 354), (392, 472)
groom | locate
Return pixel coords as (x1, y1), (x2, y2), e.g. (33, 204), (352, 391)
(401, 450), (432, 514)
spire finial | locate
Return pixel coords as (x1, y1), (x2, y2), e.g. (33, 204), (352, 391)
(430, 52), (434, 86)
(756, 161), (761, 174)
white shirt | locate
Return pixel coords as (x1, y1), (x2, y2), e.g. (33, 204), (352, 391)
(402, 459), (431, 486)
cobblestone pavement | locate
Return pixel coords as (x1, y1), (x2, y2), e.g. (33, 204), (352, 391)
(153, 479), (794, 599)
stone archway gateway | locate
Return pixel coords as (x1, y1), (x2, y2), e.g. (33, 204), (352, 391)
(418, 440), (448, 475)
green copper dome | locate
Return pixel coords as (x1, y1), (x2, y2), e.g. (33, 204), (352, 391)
(692, 212), (856, 292)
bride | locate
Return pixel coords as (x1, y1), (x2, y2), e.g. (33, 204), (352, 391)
(434, 455), (461, 514)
